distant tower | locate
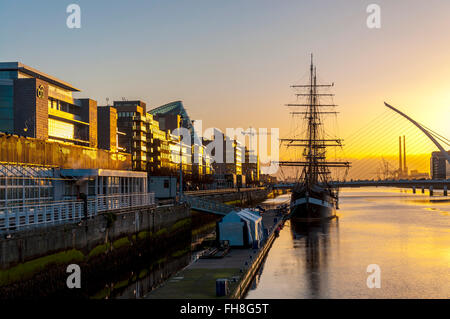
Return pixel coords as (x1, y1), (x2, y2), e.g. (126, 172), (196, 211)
(398, 136), (403, 177)
(403, 135), (407, 176)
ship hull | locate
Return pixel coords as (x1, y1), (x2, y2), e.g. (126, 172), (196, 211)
(290, 188), (336, 222)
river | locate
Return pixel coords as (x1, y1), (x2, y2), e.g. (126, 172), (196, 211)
(246, 187), (450, 299)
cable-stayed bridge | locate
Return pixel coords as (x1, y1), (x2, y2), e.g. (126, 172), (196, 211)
(276, 102), (450, 191)
(274, 179), (449, 195)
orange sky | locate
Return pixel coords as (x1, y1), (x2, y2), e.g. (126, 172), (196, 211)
(2, 1), (449, 180)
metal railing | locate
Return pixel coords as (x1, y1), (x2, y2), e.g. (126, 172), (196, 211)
(0, 193), (155, 233)
(93, 193), (155, 212)
(181, 195), (235, 216)
(230, 217), (284, 299)
(184, 187), (265, 196)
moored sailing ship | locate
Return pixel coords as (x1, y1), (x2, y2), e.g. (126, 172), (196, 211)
(279, 56), (350, 222)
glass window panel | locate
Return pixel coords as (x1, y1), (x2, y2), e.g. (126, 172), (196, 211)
(48, 118), (75, 140)
(0, 108), (13, 119)
(0, 71), (18, 79)
(0, 85), (13, 96)
(0, 96), (13, 107)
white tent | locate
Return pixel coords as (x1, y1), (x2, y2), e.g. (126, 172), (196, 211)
(237, 209), (264, 247)
(218, 209), (264, 247)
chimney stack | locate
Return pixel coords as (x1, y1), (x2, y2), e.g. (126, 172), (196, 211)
(399, 136), (403, 175)
(403, 135), (407, 176)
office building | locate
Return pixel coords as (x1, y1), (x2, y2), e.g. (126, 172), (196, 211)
(114, 100), (148, 171)
(148, 100), (194, 135)
(146, 113), (173, 175)
(243, 148), (260, 185)
(169, 132), (193, 178)
(0, 162), (147, 209)
(0, 62), (97, 147)
(97, 105), (124, 152)
(208, 132), (245, 187)
(148, 101), (214, 184)
(430, 151), (450, 179)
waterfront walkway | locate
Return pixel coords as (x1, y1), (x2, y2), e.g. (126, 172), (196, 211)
(145, 210), (284, 299)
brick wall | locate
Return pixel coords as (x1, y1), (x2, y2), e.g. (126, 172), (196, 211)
(79, 98), (98, 148)
(35, 78), (49, 139)
(97, 106), (117, 152)
(13, 78), (49, 140)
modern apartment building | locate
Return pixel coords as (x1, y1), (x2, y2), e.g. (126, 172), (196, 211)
(146, 113), (173, 175)
(243, 148), (260, 185)
(113, 100), (214, 185)
(0, 62), (97, 147)
(169, 132), (193, 178)
(114, 100), (148, 171)
(430, 151), (450, 179)
(148, 100), (193, 135)
(212, 134), (244, 176)
(97, 105), (123, 152)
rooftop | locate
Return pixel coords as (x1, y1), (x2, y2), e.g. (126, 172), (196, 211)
(148, 100), (193, 131)
(0, 62), (80, 92)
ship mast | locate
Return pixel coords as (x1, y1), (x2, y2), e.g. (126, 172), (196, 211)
(279, 55), (350, 187)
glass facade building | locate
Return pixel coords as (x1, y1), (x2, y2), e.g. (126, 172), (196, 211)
(0, 62), (97, 147)
(0, 80), (14, 133)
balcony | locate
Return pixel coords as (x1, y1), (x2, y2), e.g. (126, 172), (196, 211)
(48, 107), (88, 125)
(132, 124), (147, 132)
(133, 134), (147, 142)
(132, 115), (147, 122)
(133, 154), (147, 161)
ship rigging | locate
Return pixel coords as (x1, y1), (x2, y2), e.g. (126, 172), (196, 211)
(279, 55), (350, 221)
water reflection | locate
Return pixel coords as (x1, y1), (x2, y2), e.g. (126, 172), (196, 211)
(290, 220), (335, 298)
(246, 187), (450, 299)
(93, 253), (191, 299)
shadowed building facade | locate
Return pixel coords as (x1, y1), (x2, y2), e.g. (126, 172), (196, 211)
(97, 105), (121, 152)
(430, 151), (450, 179)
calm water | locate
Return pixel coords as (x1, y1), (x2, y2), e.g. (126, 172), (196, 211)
(246, 187), (450, 299)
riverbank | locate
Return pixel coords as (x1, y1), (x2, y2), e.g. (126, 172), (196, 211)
(145, 209), (286, 299)
(0, 203), (191, 298)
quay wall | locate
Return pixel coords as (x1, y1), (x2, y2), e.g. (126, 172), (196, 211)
(230, 215), (284, 299)
(195, 189), (271, 206)
(0, 203), (191, 298)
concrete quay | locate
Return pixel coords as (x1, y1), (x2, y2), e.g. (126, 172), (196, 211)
(0, 203), (191, 298)
(145, 209), (286, 299)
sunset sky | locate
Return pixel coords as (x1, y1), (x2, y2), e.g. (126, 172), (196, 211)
(1, 0), (449, 178)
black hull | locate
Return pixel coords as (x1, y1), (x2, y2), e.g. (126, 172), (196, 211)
(290, 201), (335, 222)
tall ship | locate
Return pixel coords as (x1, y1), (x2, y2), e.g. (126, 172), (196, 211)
(279, 56), (350, 222)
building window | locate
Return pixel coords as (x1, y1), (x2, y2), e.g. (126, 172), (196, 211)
(48, 118), (75, 140)
(0, 83), (14, 133)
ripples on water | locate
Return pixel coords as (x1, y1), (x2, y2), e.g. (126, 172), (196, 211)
(246, 187), (450, 299)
